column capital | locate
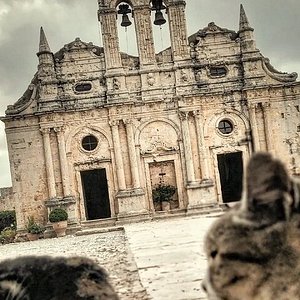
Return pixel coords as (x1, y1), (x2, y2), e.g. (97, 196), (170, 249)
(123, 118), (133, 125)
(249, 103), (258, 110)
(109, 119), (120, 127)
(167, 1), (186, 8)
(98, 8), (116, 16)
(261, 102), (271, 109)
(40, 127), (51, 135)
(54, 126), (64, 134)
(134, 4), (151, 11)
(192, 110), (202, 118)
(178, 111), (190, 120)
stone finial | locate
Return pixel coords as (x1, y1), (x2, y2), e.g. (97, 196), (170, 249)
(239, 4), (253, 32)
(37, 27), (52, 56)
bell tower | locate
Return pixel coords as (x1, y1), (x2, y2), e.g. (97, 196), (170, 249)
(166, 0), (189, 62)
(97, 0), (192, 101)
(98, 0), (157, 69)
(97, 0), (129, 101)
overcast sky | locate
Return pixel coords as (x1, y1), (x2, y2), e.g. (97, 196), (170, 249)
(0, 0), (299, 187)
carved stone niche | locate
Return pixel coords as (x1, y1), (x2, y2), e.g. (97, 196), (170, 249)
(149, 160), (179, 211)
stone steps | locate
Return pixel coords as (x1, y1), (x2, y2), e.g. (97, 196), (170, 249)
(74, 225), (124, 236)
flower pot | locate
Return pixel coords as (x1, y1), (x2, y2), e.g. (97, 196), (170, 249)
(161, 201), (170, 212)
(27, 233), (39, 241)
(52, 220), (68, 237)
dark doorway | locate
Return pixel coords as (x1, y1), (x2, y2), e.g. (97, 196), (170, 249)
(217, 152), (243, 203)
(80, 169), (111, 220)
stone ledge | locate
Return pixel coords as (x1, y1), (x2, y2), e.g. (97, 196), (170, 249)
(74, 226), (124, 236)
(116, 211), (151, 225)
(116, 188), (145, 198)
(45, 196), (76, 207)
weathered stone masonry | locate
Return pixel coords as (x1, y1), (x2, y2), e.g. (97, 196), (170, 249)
(1, 0), (300, 232)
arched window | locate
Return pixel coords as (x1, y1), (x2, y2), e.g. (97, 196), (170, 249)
(116, 2), (138, 56)
(150, 0), (171, 56)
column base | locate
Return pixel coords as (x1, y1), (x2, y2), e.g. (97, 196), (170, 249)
(116, 188), (149, 220)
(186, 179), (217, 210)
(186, 203), (221, 217)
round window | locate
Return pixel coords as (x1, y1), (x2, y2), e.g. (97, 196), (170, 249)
(82, 135), (98, 151)
(218, 120), (233, 135)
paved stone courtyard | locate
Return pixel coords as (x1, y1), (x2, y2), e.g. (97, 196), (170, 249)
(0, 214), (218, 299)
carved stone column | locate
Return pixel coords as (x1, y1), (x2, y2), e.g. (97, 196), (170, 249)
(124, 119), (141, 189)
(40, 128), (56, 199)
(262, 102), (275, 154)
(134, 5), (156, 67)
(54, 127), (71, 197)
(179, 111), (195, 183)
(110, 120), (126, 191)
(193, 111), (210, 180)
(167, 1), (189, 61)
(98, 9), (122, 70)
(248, 103), (260, 151)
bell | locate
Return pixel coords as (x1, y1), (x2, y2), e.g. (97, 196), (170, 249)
(121, 14), (132, 27)
(154, 10), (166, 26)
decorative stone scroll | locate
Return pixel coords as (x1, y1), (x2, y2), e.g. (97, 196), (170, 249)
(141, 135), (179, 155)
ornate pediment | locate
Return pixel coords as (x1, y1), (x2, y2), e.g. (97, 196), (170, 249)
(54, 38), (104, 61)
(189, 22), (238, 45)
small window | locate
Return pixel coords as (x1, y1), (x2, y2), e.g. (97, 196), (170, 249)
(210, 66), (227, 77)
(75, 83), (92, 92)
(218, 120), (233, 135)
(82, 135), (98, 151)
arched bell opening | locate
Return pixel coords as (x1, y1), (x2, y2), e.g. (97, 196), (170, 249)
(116, 1), (138, 56)
(150, 0), (171, 57)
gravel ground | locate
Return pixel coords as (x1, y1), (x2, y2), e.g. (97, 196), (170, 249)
(0, 230), (149, 300)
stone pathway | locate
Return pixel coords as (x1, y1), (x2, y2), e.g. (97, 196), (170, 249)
(0, 214), (218, 299)
(0, 230), (149, 300)
(124, 215), (217, 300)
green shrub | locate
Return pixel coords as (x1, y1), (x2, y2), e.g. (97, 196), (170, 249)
(26, 216), (44, 234)
(0, 227), (16, 244)
(0, 210), (16, 232)
(152, 184), (176, 203)
(49, 208), (68, 223)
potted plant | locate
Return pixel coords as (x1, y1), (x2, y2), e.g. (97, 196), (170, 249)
(49, 208), (68, 237)
(26, 216), (44, 241)
(152, 184), (176, 211)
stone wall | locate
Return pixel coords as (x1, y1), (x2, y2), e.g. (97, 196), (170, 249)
(0, 187), (14, 211)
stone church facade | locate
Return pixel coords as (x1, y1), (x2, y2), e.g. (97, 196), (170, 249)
(1, 0), (300, 232)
